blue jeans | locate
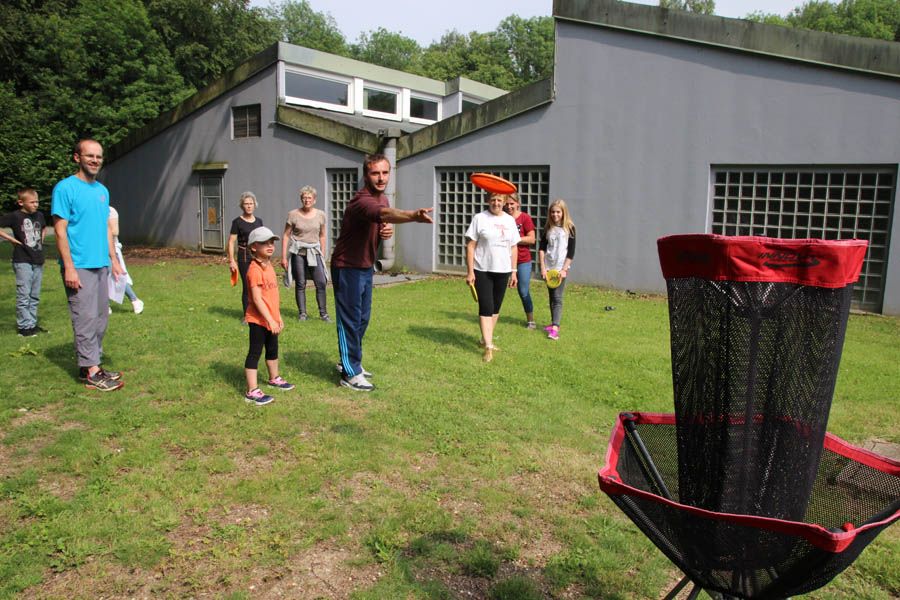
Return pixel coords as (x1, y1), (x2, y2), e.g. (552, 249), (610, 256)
(13, 262), (43, 329)
(332, 266), (373, 378)
(516, 261), (534, 314)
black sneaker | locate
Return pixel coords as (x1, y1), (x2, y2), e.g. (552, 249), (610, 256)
(34, 326), (49, 334)
(85, 371), (124, 392)
(79, 367), (122, 382)
(17, 327), (36, 337)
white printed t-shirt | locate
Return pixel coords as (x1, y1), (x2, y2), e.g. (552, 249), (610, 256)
(465, 210), (521, 273)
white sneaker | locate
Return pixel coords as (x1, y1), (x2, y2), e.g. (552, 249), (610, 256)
(335, 363), (373, 378)
(132, 299), (144, 314)
(340, 373), (374, 391)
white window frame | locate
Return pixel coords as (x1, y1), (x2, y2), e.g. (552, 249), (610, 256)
(358, 80), (402, 121)
(280, 63), (354, 114)
(407, 91), (441, 125)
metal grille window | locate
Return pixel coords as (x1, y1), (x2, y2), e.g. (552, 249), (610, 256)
(232, 104), (260, 139)
(437, 167), (550, 270)
(711, 166), (896, 313)
(327, 168), (359, 254)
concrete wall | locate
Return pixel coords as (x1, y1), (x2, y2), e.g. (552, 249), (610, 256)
(102, 67), (364, 250)
(395, 20), (900, 312)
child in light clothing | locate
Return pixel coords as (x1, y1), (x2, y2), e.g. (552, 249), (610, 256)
(244, 226), (294, 405)
(539, 199), (577, 340)
(108, 206), (144, 314)
(0, 188), (49, 336)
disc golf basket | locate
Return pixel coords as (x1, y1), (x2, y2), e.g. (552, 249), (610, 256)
(598, 235), (900, 599)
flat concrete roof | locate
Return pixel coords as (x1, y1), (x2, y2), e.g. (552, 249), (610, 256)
(553, 0), (900, 79)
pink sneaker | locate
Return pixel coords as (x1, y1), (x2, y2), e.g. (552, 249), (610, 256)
(548, 329), (559, 340)
(542, 325), (554, 332)
(244, 388), (274, 405)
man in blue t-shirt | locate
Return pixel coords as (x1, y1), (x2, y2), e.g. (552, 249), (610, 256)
(51, 139), (125, 392)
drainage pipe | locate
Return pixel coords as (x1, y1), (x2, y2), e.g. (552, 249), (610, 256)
(375, 132), (399, 272)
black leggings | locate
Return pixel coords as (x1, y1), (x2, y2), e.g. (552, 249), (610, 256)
(245, 323), (278, 369)
(474, 270), (510, 317)
(237, 246), (252, 315)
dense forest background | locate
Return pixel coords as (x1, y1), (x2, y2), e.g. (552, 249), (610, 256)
(2, 0), (898, 212)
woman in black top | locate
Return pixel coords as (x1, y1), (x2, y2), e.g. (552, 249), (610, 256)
(227, 191), (264, 318)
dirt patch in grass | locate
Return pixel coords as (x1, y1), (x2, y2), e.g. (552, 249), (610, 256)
(19, 562), (163, 599)
(39, 472), (82, 502)
(249, 542), (381, 599)
(123, 246), (224, 267)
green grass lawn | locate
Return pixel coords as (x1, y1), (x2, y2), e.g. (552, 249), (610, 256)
(1, 242), (898, 599)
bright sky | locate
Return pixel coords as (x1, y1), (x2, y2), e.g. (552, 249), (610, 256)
(253, 0), (804, 47)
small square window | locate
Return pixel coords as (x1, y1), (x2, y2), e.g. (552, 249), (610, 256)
(233, 105), (261, 139)
(364, 88), (398, 115)
(410, 96), (438, 121)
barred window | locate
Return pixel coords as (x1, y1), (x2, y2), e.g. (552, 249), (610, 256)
(437, 167), (550, 271)
(232, 104), (260, 139)
(711, 166), (896, 313)
(327, 168), (359, 255)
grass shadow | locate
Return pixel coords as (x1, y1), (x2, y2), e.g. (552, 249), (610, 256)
(207, 305), (244, 320)
(208, 360), (246, 391)
(42, 341), (108, 382)
(281, 350), (336, 383)
(406, 325), (476, 351)
(439, 310), (476, 323)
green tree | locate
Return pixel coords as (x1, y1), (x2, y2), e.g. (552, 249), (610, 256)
(349, 28), (424, 73)
(144, 0), (276, 90)
(746, 0), (900, 41)
(23, 0), (190, 144)
(264, 0), (347, 55)
(0, 82), (70, 212)
(494, 15), (555, 85)
(659, 0), (717, 14)
(421, 30), (517, 89)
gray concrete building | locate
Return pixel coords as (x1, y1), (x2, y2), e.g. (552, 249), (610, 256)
(102, 0), (900, 313)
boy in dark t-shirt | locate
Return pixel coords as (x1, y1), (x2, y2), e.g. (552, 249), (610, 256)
(0, 188), (49, 336)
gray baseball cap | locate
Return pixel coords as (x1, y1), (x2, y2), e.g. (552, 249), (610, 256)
(247, 226), (279, 246)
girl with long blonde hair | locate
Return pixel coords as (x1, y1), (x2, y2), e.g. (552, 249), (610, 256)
(539, 199), (576, 340)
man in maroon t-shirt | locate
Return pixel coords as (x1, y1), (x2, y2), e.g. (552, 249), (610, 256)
(331, 154), (434, 391)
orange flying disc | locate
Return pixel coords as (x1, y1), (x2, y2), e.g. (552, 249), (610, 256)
(230, 269), (239, 286)
(470, 173), (517, 195)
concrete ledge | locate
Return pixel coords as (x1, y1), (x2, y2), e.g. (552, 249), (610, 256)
(397, 77), (555, 160)
(554, 0), (900, 79)
(275, 104), (382, 154)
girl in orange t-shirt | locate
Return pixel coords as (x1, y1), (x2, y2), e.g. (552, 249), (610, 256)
(243, 227), (294, 405)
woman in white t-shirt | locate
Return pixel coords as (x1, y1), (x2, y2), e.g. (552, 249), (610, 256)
(465, 192), (520, 362)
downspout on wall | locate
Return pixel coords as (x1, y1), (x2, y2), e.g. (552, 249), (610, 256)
(376, 129), (401, 272)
